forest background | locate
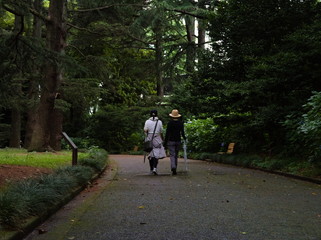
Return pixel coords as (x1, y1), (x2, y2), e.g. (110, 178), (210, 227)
(1, 0), (321, 175)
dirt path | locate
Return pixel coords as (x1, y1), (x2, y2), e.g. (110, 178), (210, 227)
(24, 155), (321, 240)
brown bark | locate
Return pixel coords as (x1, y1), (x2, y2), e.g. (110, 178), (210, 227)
(9, 14), (23, 148)
(28, 0), (66, 152)
(197, 0), (206, 68)
(24, 0), (43, 148)
(50, 108), (63, 151)
(185, 15), (196, 74)
(49, 0), (67, 151)
(9, 109), (21, 148)
(155, 27), (164, 97)
(198, 25), (206, 50)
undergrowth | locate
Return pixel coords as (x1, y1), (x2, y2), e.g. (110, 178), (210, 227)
(187, 152), (321, 179)
(0, 148), (108, 230)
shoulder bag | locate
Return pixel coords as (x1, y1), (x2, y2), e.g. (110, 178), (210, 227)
(143, 120), (158, 152)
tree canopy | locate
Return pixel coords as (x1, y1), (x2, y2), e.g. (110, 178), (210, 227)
(0, 0), (321, 162)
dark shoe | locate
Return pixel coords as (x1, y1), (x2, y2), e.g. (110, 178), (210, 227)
(172, 168), (177, 175)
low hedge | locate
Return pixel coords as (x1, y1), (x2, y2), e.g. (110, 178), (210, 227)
(186, 152), (321, 179)
(0, 148), (108, 229)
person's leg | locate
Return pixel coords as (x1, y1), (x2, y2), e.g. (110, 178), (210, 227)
(168, 141), (178, 175)
(148, 156), (153, 172)
(153, 158), (158, 175)
(174, 142), (180, 169)
(167, 142), (176, 170)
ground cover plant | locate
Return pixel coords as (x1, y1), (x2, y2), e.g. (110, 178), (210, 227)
(0, 148), (89, 169)
(187, 152), (321, 179)
(0, 148), (108, 230)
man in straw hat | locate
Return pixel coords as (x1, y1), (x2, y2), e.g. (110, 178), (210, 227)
(164, 109), (186, 175)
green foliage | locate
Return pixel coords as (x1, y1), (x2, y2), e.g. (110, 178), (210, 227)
(188, 152), (321, 179)
(61, 137), (96, 150)
(0, 148), (108, 229)
(299, 92), (321, 141)
(283, 91), (321, 162)
(87, 106), (157, 152)
(79, 147), (109, 171)
(185, 118), (223, 153)
(169, 0), (321, 158)
(0, 149), (89, 169)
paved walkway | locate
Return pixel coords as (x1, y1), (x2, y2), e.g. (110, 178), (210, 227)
(24, 155), (321, 240)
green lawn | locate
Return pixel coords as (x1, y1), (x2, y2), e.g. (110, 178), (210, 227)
(0, 148), (89, 169)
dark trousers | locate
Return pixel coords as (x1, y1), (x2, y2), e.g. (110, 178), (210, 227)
(167, 141), (181, 169)
(149, 157), (158, 170)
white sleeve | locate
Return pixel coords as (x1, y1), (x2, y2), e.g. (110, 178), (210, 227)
(144, 120), (149, 132)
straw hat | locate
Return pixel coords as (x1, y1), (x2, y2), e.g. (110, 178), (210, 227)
(169, 109), (181, 118)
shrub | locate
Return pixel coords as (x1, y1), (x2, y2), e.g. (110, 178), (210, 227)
(0, 149), (108, 229)
(79, 147), (108, 171)
(283, 91), (321, 162)
(185, 118), (223, 153)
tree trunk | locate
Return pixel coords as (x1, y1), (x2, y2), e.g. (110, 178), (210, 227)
(185, 15), (196, 74)
(28, 0), (66, 152)
(49, 0), (67, 151)
(9, 15), (23, 148)
(50, 107), (63, 151)
(24, 0), (43, 148)
(9, 109), (21, 148)
(197, 0), (206, 69)
(155, 28), (164, 97)
(198, 27), (206, 50)
(197, 0), (206, 50)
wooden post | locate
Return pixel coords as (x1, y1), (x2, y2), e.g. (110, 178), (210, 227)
(62, 132), (78, 165)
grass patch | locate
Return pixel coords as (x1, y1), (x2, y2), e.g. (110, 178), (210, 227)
(0, 148), (89, 169)
(0, 148), (108, 230)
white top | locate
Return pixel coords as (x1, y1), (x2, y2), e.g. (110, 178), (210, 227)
(144, 117), (163, 135)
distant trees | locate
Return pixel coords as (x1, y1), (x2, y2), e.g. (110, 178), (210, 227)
(1, 0), (320, 160)
(171, 0), (321, 158)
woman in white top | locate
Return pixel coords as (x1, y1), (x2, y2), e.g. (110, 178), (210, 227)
(144, 110), (166, 175)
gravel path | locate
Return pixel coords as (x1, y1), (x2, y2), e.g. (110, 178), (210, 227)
(24, 155), (321, 240)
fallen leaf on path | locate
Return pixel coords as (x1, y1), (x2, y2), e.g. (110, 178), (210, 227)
(38, 228), (47, 234)
(138, 206), (145, 209)
(241, 232), (247, 235)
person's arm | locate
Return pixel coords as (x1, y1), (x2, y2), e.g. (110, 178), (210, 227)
(164, 122), (170, 146)
(159, 121), (164, 140)
(144, 120), (149, 136)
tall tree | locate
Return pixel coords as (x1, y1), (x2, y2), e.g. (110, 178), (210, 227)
(28, 0), (66, 151)
(24, 0), (44, 148)
(178, 0), (321, 153)
(9, 14), (23, 148)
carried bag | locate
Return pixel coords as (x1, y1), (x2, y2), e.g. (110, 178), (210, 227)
(143, 120), (158, 152)
(143, 140), (153, 152)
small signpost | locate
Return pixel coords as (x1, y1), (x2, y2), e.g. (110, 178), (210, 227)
(62, 132), (78, 165)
